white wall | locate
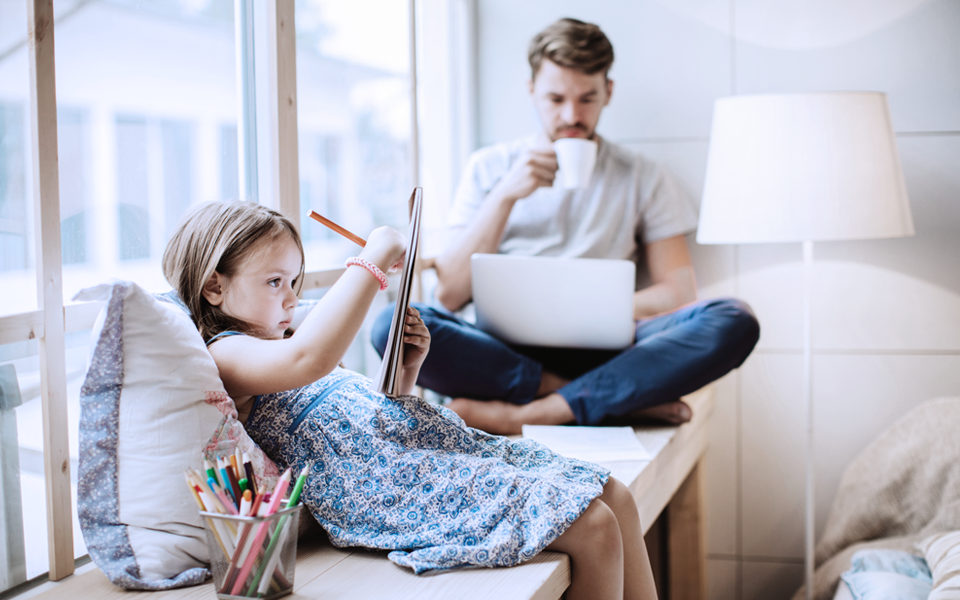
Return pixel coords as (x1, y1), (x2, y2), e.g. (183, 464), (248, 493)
(473, 1), (960, 598)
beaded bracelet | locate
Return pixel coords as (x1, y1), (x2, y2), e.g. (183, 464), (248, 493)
(345, 257), (388, 291)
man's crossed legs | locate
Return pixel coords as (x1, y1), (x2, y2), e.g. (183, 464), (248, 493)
(373, 297), (760, 435)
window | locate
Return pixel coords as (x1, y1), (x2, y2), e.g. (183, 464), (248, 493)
(0, 0), (242, 588)
(0, 0), (463, 589)
(0, 103), (29, 276)
(295, 0), (413, 270)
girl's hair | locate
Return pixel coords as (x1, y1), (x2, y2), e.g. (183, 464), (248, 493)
(162, 200), (304, 342)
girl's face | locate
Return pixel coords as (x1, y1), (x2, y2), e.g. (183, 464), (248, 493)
(208, 233), (302, 339)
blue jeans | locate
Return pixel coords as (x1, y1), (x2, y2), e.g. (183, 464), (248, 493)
(372, 298), (760, 425)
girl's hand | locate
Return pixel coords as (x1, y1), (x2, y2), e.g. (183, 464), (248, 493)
(359, 226), (406, 273)
(399, 306), (430, 396)
(401, 306), (430, 369)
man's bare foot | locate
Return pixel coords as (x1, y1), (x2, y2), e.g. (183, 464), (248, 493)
(447, 398), (524, 435)
(447, 393), (576, 435)
(624, 400), (692, 425)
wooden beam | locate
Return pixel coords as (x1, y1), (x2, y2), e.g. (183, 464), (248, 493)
(667, 462), (706, 600)
(300, 267), (345, 291)
(630, 386), (712, 535)
(26, 0), (74, 580)
(0, 310), (43, 346)
(0, 302), (106, 345)
(274, 0), (300, 230)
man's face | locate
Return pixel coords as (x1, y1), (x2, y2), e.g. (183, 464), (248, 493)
(529, 59), (613, 141)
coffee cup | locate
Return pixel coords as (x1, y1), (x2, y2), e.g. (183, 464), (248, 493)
(554, 138), (598, 189)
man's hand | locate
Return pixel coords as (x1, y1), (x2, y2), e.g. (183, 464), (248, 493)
(490, 148), (558, 204)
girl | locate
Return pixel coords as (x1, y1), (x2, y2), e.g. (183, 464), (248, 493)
(162, 200), (657, 600)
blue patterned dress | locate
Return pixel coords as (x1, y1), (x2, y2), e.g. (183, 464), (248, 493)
(243, 367), (610, 574)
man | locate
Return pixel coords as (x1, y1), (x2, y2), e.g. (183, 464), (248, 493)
(374, 18), (759, 435)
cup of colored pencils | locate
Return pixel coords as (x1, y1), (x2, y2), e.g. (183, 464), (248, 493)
(185, 461), (309, 599)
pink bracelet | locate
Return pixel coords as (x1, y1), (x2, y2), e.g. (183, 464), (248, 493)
(345, 257), (388, 291)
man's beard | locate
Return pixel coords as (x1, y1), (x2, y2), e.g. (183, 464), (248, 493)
(552, 122), (592, 139)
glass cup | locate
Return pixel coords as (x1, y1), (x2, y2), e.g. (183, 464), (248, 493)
(201, 504), (302, 600)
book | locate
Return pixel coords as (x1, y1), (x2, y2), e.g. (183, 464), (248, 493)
(376, 187), (423, 398)
(521, 425), (652, 462)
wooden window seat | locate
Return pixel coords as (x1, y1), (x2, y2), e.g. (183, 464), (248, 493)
(25, 386), (713, 600)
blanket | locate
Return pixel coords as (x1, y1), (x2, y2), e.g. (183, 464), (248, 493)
(792, 396), (960, 600)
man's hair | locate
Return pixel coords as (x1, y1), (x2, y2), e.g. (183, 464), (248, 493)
(528, 18), (614, 80)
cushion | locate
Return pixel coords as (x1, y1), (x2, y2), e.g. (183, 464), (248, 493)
(839, 549), (931, 600)
(917, 530), (960, 599)
(75, 281), (279, 590)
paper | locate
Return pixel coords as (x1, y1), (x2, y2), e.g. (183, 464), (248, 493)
(521, 425), (651, 463)
(376, 187), (423, 398)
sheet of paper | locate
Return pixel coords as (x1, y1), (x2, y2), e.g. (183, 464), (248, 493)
(521, 425), (651, 463)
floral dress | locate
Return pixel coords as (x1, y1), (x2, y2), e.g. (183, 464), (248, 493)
(243, 367), (610, 573)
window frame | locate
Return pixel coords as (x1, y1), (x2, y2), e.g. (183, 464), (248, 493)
(0, 0), (428, 581)
(1, 0), (480, 585)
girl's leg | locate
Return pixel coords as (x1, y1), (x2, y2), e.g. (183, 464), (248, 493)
(547, 499), (624, 600)
(598, 478), (658, 600)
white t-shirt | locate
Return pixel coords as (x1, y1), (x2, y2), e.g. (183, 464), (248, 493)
(447, 135), (698, 286)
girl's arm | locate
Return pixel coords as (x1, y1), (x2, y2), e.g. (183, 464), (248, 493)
(209, 227), (407, 398)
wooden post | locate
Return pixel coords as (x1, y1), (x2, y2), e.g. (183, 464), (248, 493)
(643, 513), (667, 600)
(274, 0), (300, 230)
(667, 461), (706, 600)
(26, 0), (75, 581)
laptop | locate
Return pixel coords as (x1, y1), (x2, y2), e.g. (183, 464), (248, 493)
(470, 254), (636, 350)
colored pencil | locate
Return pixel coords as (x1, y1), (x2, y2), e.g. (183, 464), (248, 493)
(248, 466), (309, 596)
(230, 469), (291, 596)
(243, 453), (257, 497)
(308, 211), (366, 247)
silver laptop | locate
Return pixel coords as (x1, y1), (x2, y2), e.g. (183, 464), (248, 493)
(470, 254), (635, 350)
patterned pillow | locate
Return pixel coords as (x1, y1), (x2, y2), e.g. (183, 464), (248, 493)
(839, 549), (932, 600)
(918, 530), (960, 600)
(75, 281), (279, 590)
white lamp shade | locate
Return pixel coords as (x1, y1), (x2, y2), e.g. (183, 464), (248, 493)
(697, 92), (914, 244)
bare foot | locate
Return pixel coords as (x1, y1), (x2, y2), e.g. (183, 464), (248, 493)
(624, 400), (692, 425)
(447, 398), (525, 435)
(447, 393), (576, 435)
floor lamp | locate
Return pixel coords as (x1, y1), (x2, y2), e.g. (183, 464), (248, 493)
(695, 92), (914, 599)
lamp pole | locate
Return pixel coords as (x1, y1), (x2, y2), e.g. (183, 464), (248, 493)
(803, 240), (814, 600)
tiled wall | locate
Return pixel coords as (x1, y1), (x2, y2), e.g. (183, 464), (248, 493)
(473, 1), (960, 598)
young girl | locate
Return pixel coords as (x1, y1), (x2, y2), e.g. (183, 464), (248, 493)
(162, 200), (657, 600)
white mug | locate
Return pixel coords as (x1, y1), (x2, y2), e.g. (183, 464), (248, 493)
(554, 138), (598, 189)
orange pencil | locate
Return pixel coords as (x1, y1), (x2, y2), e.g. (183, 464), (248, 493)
(248, 484), (266, 517)
(308, 211), (366, 247)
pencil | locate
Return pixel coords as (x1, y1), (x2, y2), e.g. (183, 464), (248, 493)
(232, 471), (292, 595)
(243, 453), (256, 498)
(308, 211), (366, 247)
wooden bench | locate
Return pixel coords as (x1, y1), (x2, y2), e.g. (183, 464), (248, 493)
(24, 387), (713, 600)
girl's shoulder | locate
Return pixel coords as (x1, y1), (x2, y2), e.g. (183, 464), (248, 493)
(205, 330), (246, 347)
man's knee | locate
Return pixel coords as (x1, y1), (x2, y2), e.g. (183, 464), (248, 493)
(709, 297), (761, 356)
